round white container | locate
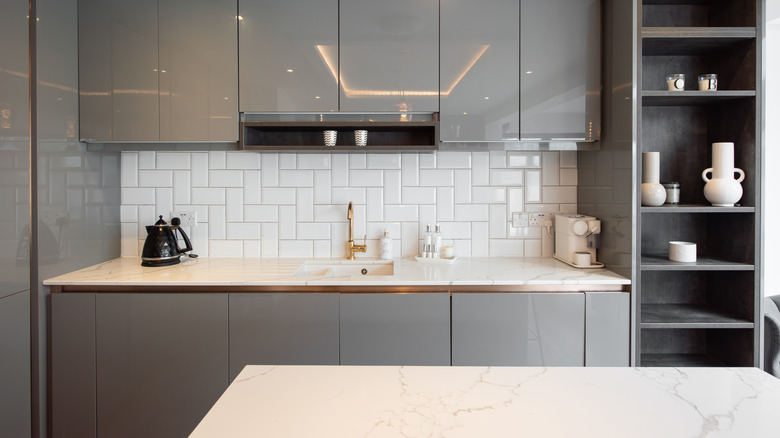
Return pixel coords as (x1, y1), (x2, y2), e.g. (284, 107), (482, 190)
(669, 241), (696, 262)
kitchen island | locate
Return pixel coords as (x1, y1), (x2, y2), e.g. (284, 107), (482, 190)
(190, 365), (780, 438)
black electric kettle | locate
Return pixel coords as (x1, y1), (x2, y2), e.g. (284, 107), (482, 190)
(141, 215), (194, 267)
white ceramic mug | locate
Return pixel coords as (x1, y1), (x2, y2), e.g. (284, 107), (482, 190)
(669, 241), (696, 262)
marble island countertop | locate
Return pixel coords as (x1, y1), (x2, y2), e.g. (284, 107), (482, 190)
(43, 256), (630, 290)
(190, 365), (780, 438)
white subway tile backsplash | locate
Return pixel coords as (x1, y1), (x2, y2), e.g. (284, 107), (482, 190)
(262, 188), (296, 205)
(173, 171), (191, 204)
(297, 154), (331, 169)
(367, 154), (401, 169)
(384, 170), (402, 204)
(121, 151), (576, 257)
(436, 151), (471, 169)
(420, 169), (454, 187)
(121, 152), (138, 187)
(279, 170), (313, 187)
(245, 205), (278, 222)
(402, 187), (436, 205)
(227, 223), (261, 240)
(490, 169), (523, 186)
(455, 204), (488, 221)
(226, 152), (261, 170)
(226, 188), (244, 222)
(472, 152), (490, 186)
(385, 205), (418, 222)
(209, 170), (243, 187)
(349, 170), (383, 187)
(138, 151), (156, 169)
(210, 240), (243, 257)
(192, 188), (225, 205)
(191, 153), (209, 187)
(122, 187), (155, 205)
(401, 154), (419, 186)
(261, 154), (279, 187)
(208, 151), (226, 170)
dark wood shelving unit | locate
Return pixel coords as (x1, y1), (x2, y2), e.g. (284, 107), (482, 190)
(240, 120), (439, 152)
(635, 0), (761, 368)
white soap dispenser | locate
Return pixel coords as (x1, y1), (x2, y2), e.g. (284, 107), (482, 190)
(379, 229), (393, 260)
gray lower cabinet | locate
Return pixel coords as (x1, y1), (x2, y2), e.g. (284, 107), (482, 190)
(50, 293), (97, 438)
(95, 294), (229, 438)
(585, 292), (630, 366)
(228, 293), (340, 380)
(0, 291), (31, 438)
(340, 293), (450, 365)
(452, 293), (585, 366)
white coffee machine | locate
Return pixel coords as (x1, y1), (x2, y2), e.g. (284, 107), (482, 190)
(553, 214), (604, 268)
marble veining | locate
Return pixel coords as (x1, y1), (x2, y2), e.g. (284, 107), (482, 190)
(189, 366), (780, 438)
(43, 256), (630, 287)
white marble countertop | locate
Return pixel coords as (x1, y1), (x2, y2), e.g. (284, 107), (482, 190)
(190, 365), (780, 438)
(43, 256), (630, 288)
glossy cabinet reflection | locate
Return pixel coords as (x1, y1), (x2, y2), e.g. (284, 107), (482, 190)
(440, 0), (520, 142)
(228, 293), (340, 380)
(339, 0), (439, 112)
(79, 0), (238, 142)
(0, 292), (31, 438)
(585, 292), (630, 366)
(520, 0), (601, 141)
(96, 294), (228, 438)
(340, 293), (450, 365)
(239, 0), (338, 112)
(452, 293), (585, 366)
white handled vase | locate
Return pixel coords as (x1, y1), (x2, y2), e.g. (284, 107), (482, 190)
(702, 142), (744, 207)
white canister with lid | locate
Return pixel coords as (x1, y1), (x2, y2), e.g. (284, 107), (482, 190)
(379, 229), (393, 260)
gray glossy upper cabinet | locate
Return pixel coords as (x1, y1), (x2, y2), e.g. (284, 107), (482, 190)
(440, 0), (520, 142)
(585, 292), (630, 366)
(339, 0), (439, 112)
(79, 0), (238, 142)
(340, 293), (450, 365)
(520, 0), (600, 141)
(0, 292), (31, 438)
(239, 0), (338, 112)
(452, 293), (585, 366)
(95, 294), (228, 438)
(228, 293), (339, 380)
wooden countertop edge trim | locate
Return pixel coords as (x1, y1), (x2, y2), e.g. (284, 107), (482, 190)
(49, 284), (630, 294)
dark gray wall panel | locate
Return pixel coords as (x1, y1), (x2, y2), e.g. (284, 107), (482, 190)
(0, 291), (31, 438)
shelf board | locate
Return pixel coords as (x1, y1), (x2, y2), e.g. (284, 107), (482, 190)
(641, 90), (755, 106)
(640, 254), (754, 271)
(640, 304), (753, 329)
(641, 204), (755, 213)
(642, 27), (756, 55)
(240, 145), (438, 152)
(640, 353), (727, 367)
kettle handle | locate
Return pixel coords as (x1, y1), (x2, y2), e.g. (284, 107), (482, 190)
(170, 219), (193, 254)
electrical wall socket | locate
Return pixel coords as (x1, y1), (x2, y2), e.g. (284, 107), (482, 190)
(171, 211), (198, 227)
(529, 213), (546, 226)
(511, 212), (528, 228)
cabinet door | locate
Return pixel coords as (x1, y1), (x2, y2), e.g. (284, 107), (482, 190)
(79, 0), (159, 141)
(585, 292), (630, 366)
(0, 292), (31, 438)
(158, 0), (238, 141)
(340, 293), (450, 365)
(440, 0), (519, 142)
(228, 293), (339, 380)
(50, 293), (96, 438)
(520, 0), (600, 141)
(452, 293), (585, 366)
(339, 0), (439, 112)
(239, 0), (338, 112)
(96, 294), (228, 438)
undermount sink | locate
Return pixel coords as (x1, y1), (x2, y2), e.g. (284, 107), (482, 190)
(293, 260), (394, 277)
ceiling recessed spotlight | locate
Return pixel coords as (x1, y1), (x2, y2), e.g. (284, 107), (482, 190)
(286, 69), (294, 73)
(237, 15), (243, 21)
(224, 97), (229, 100)
(525, 70), (533, 74)
(463, 112), (468, 115)
(484, 96), (490, 100)
(315, 96), (321, 99)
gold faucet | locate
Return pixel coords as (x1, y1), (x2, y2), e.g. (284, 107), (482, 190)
(347, 202), (366, 260)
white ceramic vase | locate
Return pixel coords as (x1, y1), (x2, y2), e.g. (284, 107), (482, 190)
(702, 142), (745, 207)
(641, 152), (666, 206)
